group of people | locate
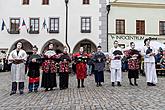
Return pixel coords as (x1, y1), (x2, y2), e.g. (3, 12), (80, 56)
(8, 38), (158, 96)
(9, 42), (72, 95)
(110, 39), (157, 87)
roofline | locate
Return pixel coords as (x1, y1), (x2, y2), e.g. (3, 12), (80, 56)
(111, 2), (165, 9)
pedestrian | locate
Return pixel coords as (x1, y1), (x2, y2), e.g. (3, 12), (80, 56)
(93, 46), (106, 87)
(41, 42), (57, 91)
(8, 42), (27, 95)
(59, 47), (71, 90)
(27, 45), (41, 93)
(126, 42), (141, 86)
(109, 40), (123, 87)
(73, 47), (88, 88)
(141, 38), (157, 86)
(87, 54), (93, 76)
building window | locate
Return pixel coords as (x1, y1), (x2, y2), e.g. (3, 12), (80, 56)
(83, 0), (89, 4)
(80, 43), (91, 53)
(49, 18), (59, 33)
(116, 19), (125, 34)
(136, 20), (145, 35)
(42, 0), (49, 5)
(160, 21), (165, 35)
(22, 0), (29, 5)
(81, 17), (91, 33)
(10, 18), (20, 34)
(29, 18), (39, 34)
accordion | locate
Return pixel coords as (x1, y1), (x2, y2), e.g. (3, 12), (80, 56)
(30, 54), (41, 61)
(76, 56), (88, 62)
(113, 50), (123, 55)
(13, 59), (24, 64)
(146, 47), (152, 54)
(113, 50), (122, 60)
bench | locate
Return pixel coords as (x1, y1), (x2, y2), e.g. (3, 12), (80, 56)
(156, 68), (165, 76)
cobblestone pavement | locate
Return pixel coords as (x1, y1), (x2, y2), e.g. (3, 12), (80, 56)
(0, 71), (165, 110)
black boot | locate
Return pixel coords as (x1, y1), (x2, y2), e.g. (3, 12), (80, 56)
(81, 79), (85, 88)
(96, 82), (99, 87)
(99, 82), (102, 86)
(11, 82), (17, 95)
(10, 91), (16, 96)
(77, 79), (80, 88)
(151, 83), (156, 86)
(147, 82), (152, 86)
(134, 78), (138, 86)
(45, 88), (48, 91)
(129, 79), (134, 86)
(19, 82), (24, 95)
(112, 82), (115, 87)
(117, 82), (121, 86)
(11, 82), (17, 93)
(20, 90), (24, 95)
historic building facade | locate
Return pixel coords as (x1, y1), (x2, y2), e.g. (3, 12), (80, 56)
(108, 0), (165, 50)
(0, 0), (108, 56)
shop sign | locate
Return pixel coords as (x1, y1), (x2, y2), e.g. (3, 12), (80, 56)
(110, 34), (159, 41)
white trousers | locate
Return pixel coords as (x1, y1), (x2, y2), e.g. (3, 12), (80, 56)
(111, 68), (122, 82)
(144, 62), (157, 84)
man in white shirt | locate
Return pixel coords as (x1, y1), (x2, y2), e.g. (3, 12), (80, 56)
(109, 40), (123, 86)
(141, 38), (157, 86)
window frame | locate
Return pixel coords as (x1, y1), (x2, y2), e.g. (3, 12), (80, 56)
(83, 0), (90, 4)
(116, 19), (125, 34)
(29, 18), (40, 34)
(22, 0), (29, 5)
(10, 18), (20, 34)
(80, 43), (91, 53)
(49, 17), (59, 33)
(42, 0), (49, 5)
(136, 20), (145, 35)
(81, 17), (91, 33)
(159, 21), (165, 35)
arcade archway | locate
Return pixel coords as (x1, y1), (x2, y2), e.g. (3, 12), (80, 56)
(8, 39), (33, 55)
(73, 39), (97, 53)
(41, 39), (64, 54)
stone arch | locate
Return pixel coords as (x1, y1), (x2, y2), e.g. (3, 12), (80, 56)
(41, 39), (64, 54)
(73, 39), (97, 53)
(8, 39), (33, 55)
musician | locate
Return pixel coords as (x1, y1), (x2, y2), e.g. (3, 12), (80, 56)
(8, 42), (27, 95)
(41, 43), (57, 91)
(109, 40), (123, 86)
(93, 46), (106, 87)
(141, 38), (157, 86)
(126, 42), (141, 86)
(59, 47), (71, 90)
(73, 47), (88, 88)
(27, 45), (41, 93)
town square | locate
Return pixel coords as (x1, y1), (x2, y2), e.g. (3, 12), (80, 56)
(0, 0), (165, 110)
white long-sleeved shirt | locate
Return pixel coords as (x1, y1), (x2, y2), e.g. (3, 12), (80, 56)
(141, 46), (157, 63)
(109, 47), (123, 69)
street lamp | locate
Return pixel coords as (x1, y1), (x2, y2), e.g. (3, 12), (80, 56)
(106, 1), (111, 52)
(65, 0), (71, 53)
(65, 0), (69, 4)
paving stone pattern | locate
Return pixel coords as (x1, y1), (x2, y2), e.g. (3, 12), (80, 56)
(0, 71), (165, 110)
